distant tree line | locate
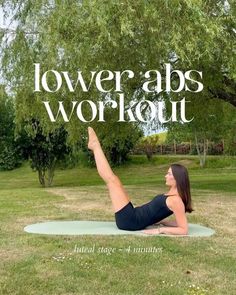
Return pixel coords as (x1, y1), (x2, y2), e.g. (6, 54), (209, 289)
(133, 140), (225, 156)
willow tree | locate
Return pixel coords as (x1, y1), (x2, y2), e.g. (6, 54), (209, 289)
(166, 95), (231, 167)
(0, 0), (235, 145)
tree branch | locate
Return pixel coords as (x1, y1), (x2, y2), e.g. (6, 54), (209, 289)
(0, 27), (39, 35)
(209, 88), (236, 107)
(208, 76), (236, 107)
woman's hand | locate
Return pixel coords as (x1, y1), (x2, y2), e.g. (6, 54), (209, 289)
(142, 228), (162, 235)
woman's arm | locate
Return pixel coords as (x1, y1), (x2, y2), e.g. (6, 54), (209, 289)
(156, 218), (178, 227)
(159, 224), (188, 235)
(142, 226), (187, 235)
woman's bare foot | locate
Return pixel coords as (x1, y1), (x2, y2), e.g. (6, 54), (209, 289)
(88, 127), (101, 151)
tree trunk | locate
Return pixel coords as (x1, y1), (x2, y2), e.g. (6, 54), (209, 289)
(203, 138), (207, 167)
(173, 139), (176, 155)
(146, 152), (153, 161)
(194, 133), (207, 168)
(38, 169), (45, 187)
(47, 159), (56, 187)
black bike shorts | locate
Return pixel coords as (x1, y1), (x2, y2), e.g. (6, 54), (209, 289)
(115, 202), (144, 231)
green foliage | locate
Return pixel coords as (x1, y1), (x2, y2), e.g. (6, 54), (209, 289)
(88, 122), (143, 166)
(166, 96), (234, 167)
(1, 0), (235, 126)
(167, 98), (236, 152)
(0, 85), (22, 170)
(0, 0), (235, 169)
(221, 103), (236, 155)
(157, 132), (167, 144)
(0, 143), (21, 170)
(135, 134), (160, 160)
(18, 120), (71, 187)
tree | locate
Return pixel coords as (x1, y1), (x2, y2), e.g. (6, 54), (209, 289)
(135, 134), (159, 161)
(0, 0), (235, 155)
(166, 95), (231, 167)
(220, 102), (236, 155)
(18, 120), (70, 187)
(85, 111), (143, 165)
(0, 85), (22, 170)
(97, 123), (142, 165)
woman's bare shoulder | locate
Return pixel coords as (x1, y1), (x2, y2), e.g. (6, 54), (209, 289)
(166, 195), (184, 211)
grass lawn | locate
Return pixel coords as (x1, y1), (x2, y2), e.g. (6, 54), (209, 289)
(0, 156), (236, 295)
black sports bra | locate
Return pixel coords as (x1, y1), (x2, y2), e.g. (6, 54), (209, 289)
(135, 194), (174, 227)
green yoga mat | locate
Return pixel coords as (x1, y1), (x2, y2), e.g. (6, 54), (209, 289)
(24, 221), (215, 237)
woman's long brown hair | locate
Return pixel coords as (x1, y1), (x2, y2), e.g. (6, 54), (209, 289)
(171, 164), (194, 213)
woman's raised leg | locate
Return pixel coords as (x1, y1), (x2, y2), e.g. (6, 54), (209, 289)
(88, 127), (130, 212)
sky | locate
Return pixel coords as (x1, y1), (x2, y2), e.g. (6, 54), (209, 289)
(0, 4), (17, 28)
(0, 7), (5, 27)
(0, 6), (17, 86)
(0, 7), (9, 66)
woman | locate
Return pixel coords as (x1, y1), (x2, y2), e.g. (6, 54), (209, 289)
(88, 127), (193, 235)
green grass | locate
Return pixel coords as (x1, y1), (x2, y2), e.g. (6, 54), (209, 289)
(0, 156), (236, 295)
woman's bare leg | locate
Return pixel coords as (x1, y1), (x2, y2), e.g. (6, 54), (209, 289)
(88, 127), (130, 212)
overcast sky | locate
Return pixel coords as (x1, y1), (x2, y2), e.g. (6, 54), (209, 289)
(0, 5), (18, 83)
(0, 7), (8, 27)
(0, 5), (17, 30)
